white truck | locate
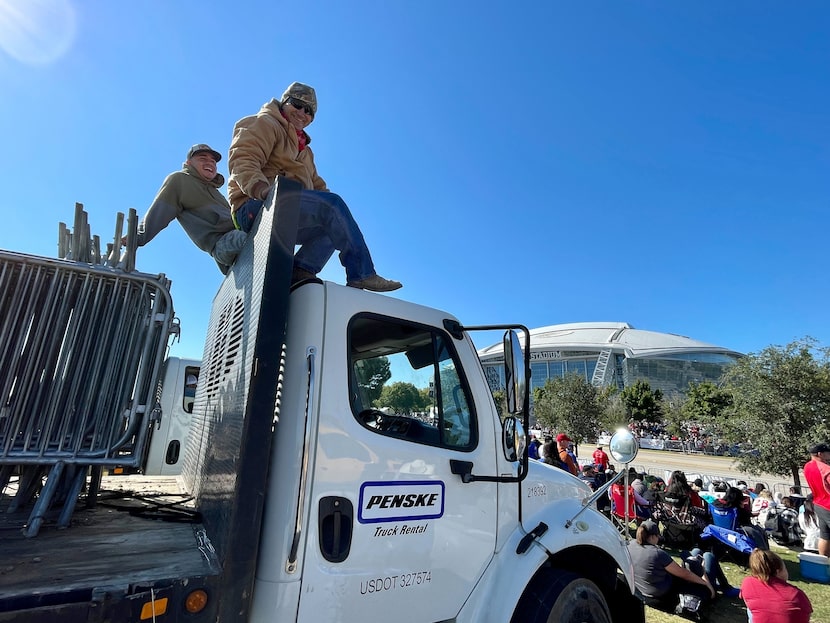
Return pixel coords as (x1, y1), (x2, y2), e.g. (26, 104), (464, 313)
(0, 179), (644, 623)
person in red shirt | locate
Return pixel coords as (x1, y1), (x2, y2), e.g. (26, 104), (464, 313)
(592, 445), (610, 471)
(740, 549), (812, 623)
(802, 441), (830, 556)
(555, 433), (578, 476)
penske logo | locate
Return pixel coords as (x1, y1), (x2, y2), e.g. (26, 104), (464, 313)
(358, 480), (445, 524)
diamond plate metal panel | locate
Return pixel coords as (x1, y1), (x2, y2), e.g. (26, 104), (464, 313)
(179, 177), (301, 621)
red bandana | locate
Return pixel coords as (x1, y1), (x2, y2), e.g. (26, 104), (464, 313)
(281, 108), (307, 151)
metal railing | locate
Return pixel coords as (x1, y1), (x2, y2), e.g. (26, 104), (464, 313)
(0, 204), (176, 535)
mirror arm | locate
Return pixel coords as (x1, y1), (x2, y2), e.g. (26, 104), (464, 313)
(564, 468), (627, 529)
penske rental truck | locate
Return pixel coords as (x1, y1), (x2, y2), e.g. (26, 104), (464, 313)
(0, 179), (645, 623)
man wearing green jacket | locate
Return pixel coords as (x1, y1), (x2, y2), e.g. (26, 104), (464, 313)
(135, 144), (246, 274)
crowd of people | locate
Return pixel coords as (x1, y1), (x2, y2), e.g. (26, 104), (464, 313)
(626, 441), (830, 621)
(531, 431), (830, 621)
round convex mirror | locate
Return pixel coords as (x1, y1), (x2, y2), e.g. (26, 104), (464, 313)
(609, 427), (639, 465)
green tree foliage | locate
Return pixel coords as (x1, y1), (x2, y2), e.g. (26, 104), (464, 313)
(620, 380), (663, 423)
(376, 381), (429, 415)
(532, 374), (604, 443)
(599, 388), (628, 433)
(719, 338), (830, 486)
(354, 356), (391, 406)
(491, 389), (507, 420)
(661, 391), (688, 438)
(682, 380), (733, 425)
(419, 387), (432, 412)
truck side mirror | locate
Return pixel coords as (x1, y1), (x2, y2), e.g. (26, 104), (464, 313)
(503, 330), (526, 415)
(502, 416), (526, 462)
(609, 427), (639, 465)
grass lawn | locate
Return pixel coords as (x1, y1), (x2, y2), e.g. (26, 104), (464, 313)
(644, 543), (830, 623)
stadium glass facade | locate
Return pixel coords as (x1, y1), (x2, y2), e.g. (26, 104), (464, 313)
(478, 322), (741, 397)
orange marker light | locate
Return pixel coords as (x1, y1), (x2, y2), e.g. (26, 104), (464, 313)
(185, 589), (209, 614)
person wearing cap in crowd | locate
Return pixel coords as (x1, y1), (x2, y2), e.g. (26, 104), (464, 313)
(627, 520), (722, 613)
(227, 82), (401, 292)
(578, 464), (600, 491)
(592, 444), (610, 471)
(803, 441), (830, 556)
(133, 144), (246, 274)
(528, 435), (540, 460)
(555, 433), (578, 475)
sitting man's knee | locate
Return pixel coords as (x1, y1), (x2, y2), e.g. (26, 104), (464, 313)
(213, 229), (248, 266)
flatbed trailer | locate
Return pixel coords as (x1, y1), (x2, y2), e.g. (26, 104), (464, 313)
(0, 476), (216, 619)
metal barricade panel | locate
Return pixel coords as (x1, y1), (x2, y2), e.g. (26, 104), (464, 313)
(0, 251), (173, 467)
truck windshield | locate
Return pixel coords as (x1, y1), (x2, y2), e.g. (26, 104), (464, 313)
(348, 314), (477, 451)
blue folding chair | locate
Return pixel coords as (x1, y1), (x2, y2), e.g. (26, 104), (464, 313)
(703, 505), (765, 567)
(709, 505), (738, 530)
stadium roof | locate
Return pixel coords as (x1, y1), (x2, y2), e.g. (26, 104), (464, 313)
(478, 322), (743, 360)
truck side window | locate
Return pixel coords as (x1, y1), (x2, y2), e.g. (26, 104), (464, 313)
(183, 366), (199, 414)
(349, 315), (477, 451)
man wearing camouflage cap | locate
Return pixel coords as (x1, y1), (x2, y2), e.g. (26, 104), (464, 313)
(227, 82), (401, 292)
(134, 144), (246, 274)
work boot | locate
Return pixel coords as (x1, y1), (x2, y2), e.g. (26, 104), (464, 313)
(291, 267), (317, 285)
(347, 274), (402, 292)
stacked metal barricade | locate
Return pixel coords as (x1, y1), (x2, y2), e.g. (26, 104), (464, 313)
(0, 204), (177, 536)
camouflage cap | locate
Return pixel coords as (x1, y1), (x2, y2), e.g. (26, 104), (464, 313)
(187, 143), (221, 162)
(281, 82), (317, 115)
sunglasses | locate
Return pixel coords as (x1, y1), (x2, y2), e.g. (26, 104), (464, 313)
(286, 97), (314, 116)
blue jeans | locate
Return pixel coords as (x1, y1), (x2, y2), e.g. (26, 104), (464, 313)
(234, 190), (376, 282)
(683, 549), (731, 592)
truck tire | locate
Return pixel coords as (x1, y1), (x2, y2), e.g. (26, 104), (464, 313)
(512, 569), (613, 623)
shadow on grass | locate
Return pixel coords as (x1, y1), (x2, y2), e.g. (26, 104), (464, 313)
(646, 593), (747, 623)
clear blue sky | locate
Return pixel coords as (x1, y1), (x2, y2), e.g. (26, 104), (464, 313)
(1, 1), (828, 361)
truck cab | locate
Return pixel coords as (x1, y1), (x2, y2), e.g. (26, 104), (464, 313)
(241, 279), (642, 623)
(143, 357), (201, 476)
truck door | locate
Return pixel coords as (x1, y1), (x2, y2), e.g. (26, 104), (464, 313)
(144, 358), (201, 475)
(297, 304), (499, 622)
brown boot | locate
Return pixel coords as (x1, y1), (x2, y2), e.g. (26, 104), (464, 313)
(347, 274), (402, 292)
(291, 267), (317, 285)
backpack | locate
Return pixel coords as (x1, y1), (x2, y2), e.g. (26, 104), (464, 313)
(772, 508), (801, 545)
(676, 593), (703, 617)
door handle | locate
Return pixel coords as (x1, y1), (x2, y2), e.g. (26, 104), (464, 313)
(319, 496), (353, 563)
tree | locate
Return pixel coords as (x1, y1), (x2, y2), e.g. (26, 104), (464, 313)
(376, 381), (428, 415)
(620, 380), (663, 424)
(719, 338), (830, 487)
(491, 389), (507, 421)
(599, 387), (627, 433)
(682, 380), (732, 425)
(354, 356), (391, 406)
(661, 391), (688, 438)
(532, 374), (604, 444)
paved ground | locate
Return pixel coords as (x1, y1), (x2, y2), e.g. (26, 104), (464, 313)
(575, 444), (803, 494)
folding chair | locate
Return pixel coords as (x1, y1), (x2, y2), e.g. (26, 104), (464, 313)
(654, 495), (705, 549)
(702, 505), (763, 567)
(710, 505), (738, 530)
(610, 482), (648, 535)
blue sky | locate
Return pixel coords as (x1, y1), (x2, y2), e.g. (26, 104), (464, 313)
(1, 1), (828, 361)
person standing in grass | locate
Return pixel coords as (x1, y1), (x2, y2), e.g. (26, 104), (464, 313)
(740, 549), (812, 623)
(803, 442), (830, 557)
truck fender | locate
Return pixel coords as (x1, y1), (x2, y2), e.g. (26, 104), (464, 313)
(456, 499), (640, 623)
